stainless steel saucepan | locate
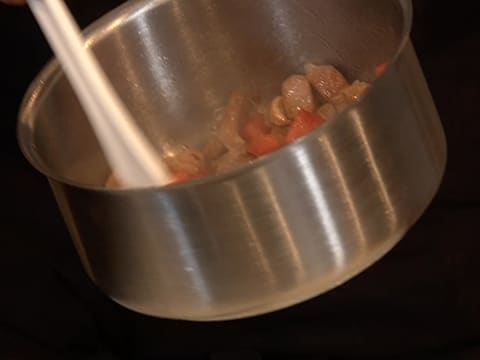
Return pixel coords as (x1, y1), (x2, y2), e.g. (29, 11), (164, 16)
(18, 0), (446, 321)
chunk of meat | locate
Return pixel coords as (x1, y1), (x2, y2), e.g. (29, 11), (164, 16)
(104, 64), (371, 188)
(203, 135), (227, 161)
(286, 110), (326, 143)
(214, 150), (252, 174)
(281, 75), (315, 119)
(218, 92), (250, 152)
(269, 96), (291, 126)
(304, 63), (349, 102)
(330, 93), (350, 113)
(316, 103), (337, 121)
(340, 80), (370, 103)
(329, 80), (370, 112)
(164, 147), (206, 176)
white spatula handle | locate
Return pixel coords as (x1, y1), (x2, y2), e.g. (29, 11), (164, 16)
(28, 0), (172, 187)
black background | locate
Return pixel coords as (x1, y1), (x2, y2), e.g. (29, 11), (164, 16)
(1, 0), (480, 359)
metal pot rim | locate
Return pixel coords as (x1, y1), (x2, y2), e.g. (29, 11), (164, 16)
(17, 0), (413, 193)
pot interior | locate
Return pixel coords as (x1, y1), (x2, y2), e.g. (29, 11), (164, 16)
(20, 0), (408, 186)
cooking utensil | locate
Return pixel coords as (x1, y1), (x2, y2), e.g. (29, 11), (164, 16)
(18, 0), (446, 321)
(28, 0), (172, 187)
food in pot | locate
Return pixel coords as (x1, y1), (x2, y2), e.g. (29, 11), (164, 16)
(281, 75), (315, 119)
(304, 63), (349, 102)
(106, 63), (380, 188)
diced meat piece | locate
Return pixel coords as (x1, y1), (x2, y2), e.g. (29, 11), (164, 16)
(105, 173), (122, 188)
(286, 110), (326, 143)
(329, 80), (370, 112)
(281, 75), (315, 119)
(269, 96), (291, 126)
(164, 147), (206, 176)
(340, 80), (370, 103)
(316, 103), (337, 121)
(203, 135), (227, 161)
(330, 93), (350, 112)
(218, 92), (250, 152)
(246, 133), (283, 157)
(102, 63), (372, 187)
(304, 63), (349, 102)
(240, 113), (270, 142)
(214, 150), (252, 174)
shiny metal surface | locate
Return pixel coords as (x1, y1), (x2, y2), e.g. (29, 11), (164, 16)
(18, 0), (446, 321)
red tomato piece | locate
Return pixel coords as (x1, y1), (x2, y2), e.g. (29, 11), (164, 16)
(172, 172), (194, 184)
(246, 133), (283, 157)
(240, 113), (270, 142)
(270, 125), (288, 146)
(286, 110), (326, 143)
(171, 170), (209, 184)
(375, 63), (388, 77)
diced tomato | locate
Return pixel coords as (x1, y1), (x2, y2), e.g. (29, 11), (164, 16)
(171, 170), (209, 184)
(375, 63), (388, 77)
(240, 113), (270, 142)
(172, 171), (193, 184)
(286, 110), (326, 143)
(270, 125), (288, 146)
(246, 133), (283, 157)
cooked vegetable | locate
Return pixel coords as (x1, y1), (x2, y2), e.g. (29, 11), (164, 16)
(375, 63), (388, 76)
(286, 110), (326, 143)
(240, 114), (270, 142)
(246, 133), (282, 156)
(105, 62), (375, 188)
